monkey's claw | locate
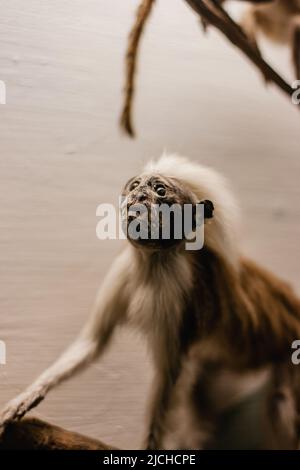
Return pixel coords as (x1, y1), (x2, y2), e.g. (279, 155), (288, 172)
(0, 388), (45, 437)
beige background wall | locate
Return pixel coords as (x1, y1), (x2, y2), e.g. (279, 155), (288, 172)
(0, 0), (299, 449)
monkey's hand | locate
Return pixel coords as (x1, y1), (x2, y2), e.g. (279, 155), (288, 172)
(0, 385), (46, 436)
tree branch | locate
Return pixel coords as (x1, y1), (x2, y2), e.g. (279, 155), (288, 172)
(0, 417), (117, 450)
(185, 0), (293, 95)
(119, 0), (297, 138)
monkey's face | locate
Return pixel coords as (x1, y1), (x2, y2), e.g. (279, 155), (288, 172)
(121, 174), (199, 250)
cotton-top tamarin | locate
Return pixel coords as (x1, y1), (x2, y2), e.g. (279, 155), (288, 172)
(1, 154), (300, 449)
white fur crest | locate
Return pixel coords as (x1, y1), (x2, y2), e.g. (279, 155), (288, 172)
(143, 153), (240, 267)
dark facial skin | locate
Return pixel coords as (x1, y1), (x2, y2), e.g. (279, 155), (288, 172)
(121, 174), (198, 250)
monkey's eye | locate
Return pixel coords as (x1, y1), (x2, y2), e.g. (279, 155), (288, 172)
(129, 181), (140, 191)
(154, 185), (166, 197)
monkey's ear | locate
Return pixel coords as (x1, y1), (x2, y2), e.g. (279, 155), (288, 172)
(200, 199), (214, 220)
(192, 200), (214, 230)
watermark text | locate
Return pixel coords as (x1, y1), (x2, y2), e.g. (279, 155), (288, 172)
(0, 340), (6, 365)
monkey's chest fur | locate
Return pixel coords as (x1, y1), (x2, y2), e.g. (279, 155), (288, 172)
(127, 250), (194, 339)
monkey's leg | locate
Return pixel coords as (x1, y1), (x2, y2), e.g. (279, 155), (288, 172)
(144, 372), (176, 450)
(155, 355), (220, 450)
(175, 403), (216, 450)
(265, 363), (298, 449)
(144, 345), (184, 452)
(292, 22), (300, 79)
(0, 251), (129, 433)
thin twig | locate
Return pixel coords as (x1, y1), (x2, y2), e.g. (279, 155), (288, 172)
(120, 0), (156, 137)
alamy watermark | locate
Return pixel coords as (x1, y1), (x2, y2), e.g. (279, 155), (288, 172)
(0, 340), (6, 365)
(292, 80), (300, 105)
(0, 80), (6, 105)
(96, 197), (206, 250)
(291, 340), (300, 365)
(0, 84), (8, 362)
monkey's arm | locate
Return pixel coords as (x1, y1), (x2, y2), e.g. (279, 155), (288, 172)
(0, 250), (130, 432)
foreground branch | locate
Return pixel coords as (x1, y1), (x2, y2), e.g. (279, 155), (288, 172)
(0, 418), (117, 450)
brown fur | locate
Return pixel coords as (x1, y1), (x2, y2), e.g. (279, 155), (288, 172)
(189, 248), (300, 367)
(163, 247), (300, 449)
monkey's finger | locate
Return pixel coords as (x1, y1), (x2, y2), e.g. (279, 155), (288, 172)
(0, 411), (16, 437)
(0, 404), (22, 429)
(0, 390), (45, 432)
(0, 417), (15, 439)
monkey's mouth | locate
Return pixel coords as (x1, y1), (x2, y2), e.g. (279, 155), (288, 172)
(123, 204), (186, 249)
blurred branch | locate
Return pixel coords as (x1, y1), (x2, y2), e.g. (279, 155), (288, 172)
(120, 0), (296, 138)
(0, 417), (117, 450)
(186, 0), (293, 93)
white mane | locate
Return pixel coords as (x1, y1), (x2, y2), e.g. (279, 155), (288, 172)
(143, 153), (240, 267)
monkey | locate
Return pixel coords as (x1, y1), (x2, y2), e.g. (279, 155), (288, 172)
(239, 0), (300, 78)
(1, 153), (300, 449)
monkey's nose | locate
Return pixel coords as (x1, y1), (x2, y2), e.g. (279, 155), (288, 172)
(136, 192), (147, 202)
